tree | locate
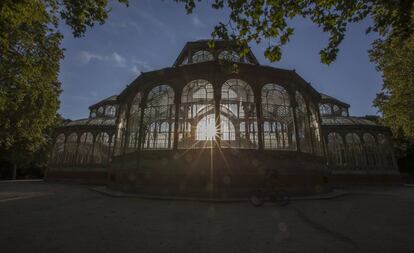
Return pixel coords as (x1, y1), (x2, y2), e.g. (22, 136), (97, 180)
(175, 0), (412, 63)
(371, 32), (414, 175)
(389, 129), (414, 176)
(174, 0), (414, 138)
(0, 0), (128, 179)
(371, 34), (414, 138)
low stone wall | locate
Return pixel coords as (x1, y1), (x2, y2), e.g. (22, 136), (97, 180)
(46, 166), (108, 184)
(47, 152), (403, 196)
(329, 170), (402, 186)
(108, 149), (330, 198)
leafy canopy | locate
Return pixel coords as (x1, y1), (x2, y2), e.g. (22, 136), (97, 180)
(372, 33), (414, 137)
(0, 0), (128, 165)
(175, 0), (412, 64)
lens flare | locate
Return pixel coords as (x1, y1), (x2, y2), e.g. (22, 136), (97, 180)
(196, 114), (216, 140)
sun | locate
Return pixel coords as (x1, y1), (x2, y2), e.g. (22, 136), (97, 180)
(196, 114), (217, 140)
(204, 121), (217, 139)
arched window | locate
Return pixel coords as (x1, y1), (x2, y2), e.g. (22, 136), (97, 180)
(52, 134), (65, 163)
(327, 132), (345, 167)
(332, 105), (340, 115)
(126, 93), (142, 153)
(64, 133), (78, 164)
(97, 106), (104, 116)
(295, 91), (311, 153)
(114, 105), (127, 156)
(345, 133), (364, 169)
(78, 132), (94, 164)
(309, 104), (323, 156)
(90, 110), (97, 118)
(220, 79), (257, 149)
(261, 84), (295, 150)
(196, 114), (216, 141)
(179, 79), (214, 149)
(180, 56), (188, 66)
(105, 106), (116, 117)
(221, 114), (236, 141)
(218, 50), (241, 62)
(377, 133), (394, 169)
(363, 133), (377, 169)
(142, 85), (175, 150)
(192, 50), (214, 63)
(94, 132), (110, 164)
(109, 135), (115, 161)
(319, 103), (332, 116)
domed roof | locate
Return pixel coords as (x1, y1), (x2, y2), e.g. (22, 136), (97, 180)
(89, 95), (118, 110)
(173, 40), (259, 66)
(116, 40), (324, 105)
(320, 93), (350, 108)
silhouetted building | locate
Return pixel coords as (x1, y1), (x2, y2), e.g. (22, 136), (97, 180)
(48, 40), (399, 196)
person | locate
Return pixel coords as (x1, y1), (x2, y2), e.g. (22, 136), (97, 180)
(267, 169), (280, 187)
(250, 169), (289, 206)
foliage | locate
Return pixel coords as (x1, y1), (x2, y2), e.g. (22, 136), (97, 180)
(0, 0), (61, 167)
(57, 0), (129, 37)
(0, 113), (64, 179)
(175, 0), (413, 64)
(0, 0), (127, 175)
(389, 129), (414, 175)
(371, 33), (414, 138)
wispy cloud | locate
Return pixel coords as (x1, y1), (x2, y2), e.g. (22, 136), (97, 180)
(78, 51), (126, 67)
(134, 8), (166, 28)
(112, 52), (126, 67)
(130, 58), (153, 75)
(132, 58), (152, 70)
(130, 65), (140, 75)
(78, 51), (104, 64)
(132, 6), (176, 43)
(191, 15), (204, 27)
(108, 20), (142, 34)
(78, 50), (152, 76)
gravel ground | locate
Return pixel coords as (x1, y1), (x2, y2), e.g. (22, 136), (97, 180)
(0, 181), (413, 253)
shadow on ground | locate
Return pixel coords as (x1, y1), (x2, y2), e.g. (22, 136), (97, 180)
(0, 181), (413, 253)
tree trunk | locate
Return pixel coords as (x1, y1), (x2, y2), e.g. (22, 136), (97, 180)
(12, 163), (17, 180)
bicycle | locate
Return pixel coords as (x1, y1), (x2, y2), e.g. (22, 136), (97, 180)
(250, 170), (290, 207)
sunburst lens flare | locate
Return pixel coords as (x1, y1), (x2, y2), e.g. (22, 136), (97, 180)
(205, 122), (217, 139)
(196, 114), (217, 140)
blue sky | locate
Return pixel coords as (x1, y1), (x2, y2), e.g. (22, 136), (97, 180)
(59, 0), (383, 120)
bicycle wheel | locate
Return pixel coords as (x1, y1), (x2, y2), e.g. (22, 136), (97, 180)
(274, 190), (289, 206)
(250, 189), (265, 207)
